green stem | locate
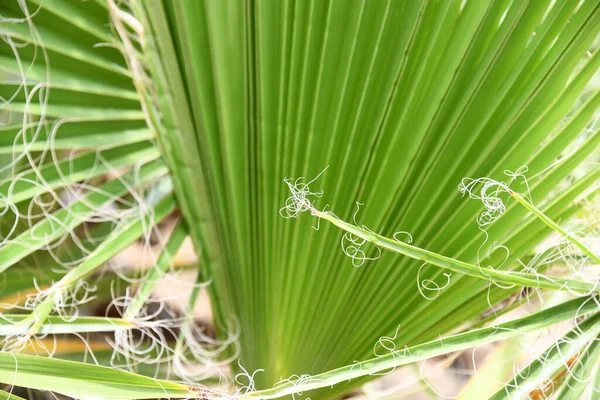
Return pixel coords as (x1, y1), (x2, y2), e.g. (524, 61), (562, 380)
(510, 191), (600, 264)
(247, 296), (599, 399)
(123, 219), (188, 321)
(0, 316), (135, 335)
(315, 210), (597, 293)
(489, 314), (600, 399)
(24, 195), (176, 334)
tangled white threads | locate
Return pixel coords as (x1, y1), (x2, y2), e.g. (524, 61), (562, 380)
(459, 167), (555, 299)
(279, 167), (328, 218)
(279, 169), (381, 267)
(341, 232), (380, 267)
(341, 203), (382, 268)
(558, 342), (599, 394)
(466, 174), (600, 299)
(273, 374), (322, 400)
(108, 295), (187, 378)
(416, 263), (452, 301)
(174, 316), (240, 382)
(0, 0), (160, 302)
(459, 166), (531, 227)
(1, 1), (54, 254)
(2, 331), (51, 355)
(370, 326), (412, 377)
(279, 168), (380, 267)
(393, 231), (413, 244)
(281, 169), (423, 270)
(110, 297), (164, 368)
(521, 235), (600, 296)
(20, 279), (97, 323)
(234, 362), (264, 394)
(0, 3), (239, 399)
(392, 232), (453, 300)
(105, 287), (239, 384)
(501, 327), (589, 397)
(1, 180), (170, 335)
(373, 326), (401, 359)
(0, 279), (99, 353)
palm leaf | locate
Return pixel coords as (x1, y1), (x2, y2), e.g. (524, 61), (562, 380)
(0, 351), (196, 400)
(134, 0), (600, 394)
(0, 0), (598, 399)
(0, 389), (25, 400)
(489, 315), (600, 399)
(554, 334), (600, 400)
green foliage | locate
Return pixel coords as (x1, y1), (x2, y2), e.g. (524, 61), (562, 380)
(0, 0), (598, 399)
(0, 351), (195, 400)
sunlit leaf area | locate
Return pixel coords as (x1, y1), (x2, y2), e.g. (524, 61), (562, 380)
(0, 1), (599, 399)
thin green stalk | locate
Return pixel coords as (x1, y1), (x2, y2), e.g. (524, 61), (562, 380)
(554, 332), (600, 400)
(0, 316), (135, 335)
(247, 296), (600, 399)
(489, 314), (600, 399)
(313, 210), (597, 293)
(175, 265), (205, 351)
(593, 355), (600, 400)
(23, 195), (176, 335)
(123, 219), (188, 320)
(0, 142), (159, 207)
(0, 389), (25, 400)
(0, 160), (167, 273)
(510, 190), (600, 264)
(0, 351), (198, 400)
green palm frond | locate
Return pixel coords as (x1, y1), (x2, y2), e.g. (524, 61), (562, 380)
(0, 0), (599, 399)
(489, 316), (600, 399)
(135, 0), (600, 392)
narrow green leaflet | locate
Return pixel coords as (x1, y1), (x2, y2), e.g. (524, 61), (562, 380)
(0, 315), (134, 335)
(0, 389), (25, 400)
(510, 190), (600, 265)
(0, 351), (197, 400)
(0, 141), (159, 207)
(0, 14), (130, 77)
(593, 360), (600, 400)
(247, 296), (600, 399)
(554, 334), (600, 400)
(4, 102), (145, 120)
(0, 160), (167, 272)
(26, 0), (114, 43)
(123, 219), (188, 320)
(313, 209), (596, 293)
(24, 194), (176, 334)
(0, 55), (138, 100)
(0, 123), (152, 154)
(489, 314), (600, 399)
